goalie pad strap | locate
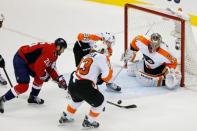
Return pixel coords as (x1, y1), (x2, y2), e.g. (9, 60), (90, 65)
(136, 71), (164, 87)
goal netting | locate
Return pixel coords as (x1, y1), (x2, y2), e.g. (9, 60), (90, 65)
(124, 3), (197, 87)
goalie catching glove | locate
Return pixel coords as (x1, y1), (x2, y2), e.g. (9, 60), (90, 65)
(56, 75), (67, 90)
(120, 49), (137, 62)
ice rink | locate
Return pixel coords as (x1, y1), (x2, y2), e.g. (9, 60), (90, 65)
(1, 0), (197, 131)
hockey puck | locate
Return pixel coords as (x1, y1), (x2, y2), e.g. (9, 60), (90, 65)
(117, 100), (122, 104)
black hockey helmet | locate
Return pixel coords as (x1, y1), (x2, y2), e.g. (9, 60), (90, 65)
(54, 38), (67, 49)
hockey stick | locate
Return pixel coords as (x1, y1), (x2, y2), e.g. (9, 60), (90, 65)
(107, 101), (137, 109)
(144, 22), (156, 36)
(3, 67), (13, 87)
(111, 66), (124, 83)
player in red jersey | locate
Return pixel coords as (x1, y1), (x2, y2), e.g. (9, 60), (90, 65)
(0, 38), (68, 113)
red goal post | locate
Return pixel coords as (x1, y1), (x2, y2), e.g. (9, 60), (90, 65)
(124, 3), (197, 87)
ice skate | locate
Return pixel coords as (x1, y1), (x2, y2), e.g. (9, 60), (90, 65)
(27, 95), (44, 104)
(82, 115), (99, 128)
(59, 112), (74, 124)
(106, 83), (121, 92)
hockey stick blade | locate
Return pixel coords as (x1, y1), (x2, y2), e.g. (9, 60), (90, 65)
(107, 101), (137, 109)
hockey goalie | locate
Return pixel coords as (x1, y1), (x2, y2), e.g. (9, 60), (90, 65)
(121, 33), (181, 89)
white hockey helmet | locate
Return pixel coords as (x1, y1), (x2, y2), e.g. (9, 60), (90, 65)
(100, 32), (115, 47)
(92, 41), (108, 54)
(148, 33), (162, 53)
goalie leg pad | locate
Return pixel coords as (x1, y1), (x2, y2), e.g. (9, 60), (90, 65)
(127, 60), (143, 77)
(165, 70), (181, 90)
(136, 71), (164, 87)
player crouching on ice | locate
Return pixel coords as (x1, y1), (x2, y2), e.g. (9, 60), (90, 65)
(73, 32), (121, 92)
(59, 40), (113, 128)
(0, 38), (68, 113)
(121, 33), (181, 89)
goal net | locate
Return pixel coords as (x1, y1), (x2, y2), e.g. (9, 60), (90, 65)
(124, 3), (197, 87)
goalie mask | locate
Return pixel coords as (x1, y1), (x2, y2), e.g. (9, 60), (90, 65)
(148, 33), (162, 53)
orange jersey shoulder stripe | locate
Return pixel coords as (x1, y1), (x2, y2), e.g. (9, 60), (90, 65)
(102, 56), (113, 83)
(130, 35), (150, 50)
(77, 33), (102, 41)
(102, 69), (112, 83)
(107, 47), (113, 57)
(89, 34), (102, 41)
(157, 48), (177, 69)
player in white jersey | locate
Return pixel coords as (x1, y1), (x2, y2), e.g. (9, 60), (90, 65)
(58, 41), (112, 128)
(121, 33), (181, 89)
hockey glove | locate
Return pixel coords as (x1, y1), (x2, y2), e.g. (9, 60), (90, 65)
(96, 74), (104, 85)
(120, 49), (136, 62)
(56, 75), (67, 90)
(40, 72), (50, 82)
(0, 55), (5, 68)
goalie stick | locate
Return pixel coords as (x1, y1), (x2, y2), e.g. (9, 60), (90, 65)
(107, 101), (137, 109)
(111, 66), (124, 83)
(145, 22), (156, 36)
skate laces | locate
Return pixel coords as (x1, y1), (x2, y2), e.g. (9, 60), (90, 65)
(83, 115), (99, 127)
(59, 112), (74, 123)
(34, 96), (42, 103)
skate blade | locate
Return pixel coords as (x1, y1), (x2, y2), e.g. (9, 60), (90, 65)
(105, 88), (122, 93)
(81, 126), (98, 130)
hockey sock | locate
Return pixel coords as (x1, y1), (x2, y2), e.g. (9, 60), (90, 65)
(3, 89), (15, 101)
(30, 87), (41, 97)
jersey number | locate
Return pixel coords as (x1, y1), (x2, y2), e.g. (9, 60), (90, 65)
(78, 58), (93, 75)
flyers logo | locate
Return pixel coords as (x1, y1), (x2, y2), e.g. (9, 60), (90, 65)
(143, 54), (154, 64)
